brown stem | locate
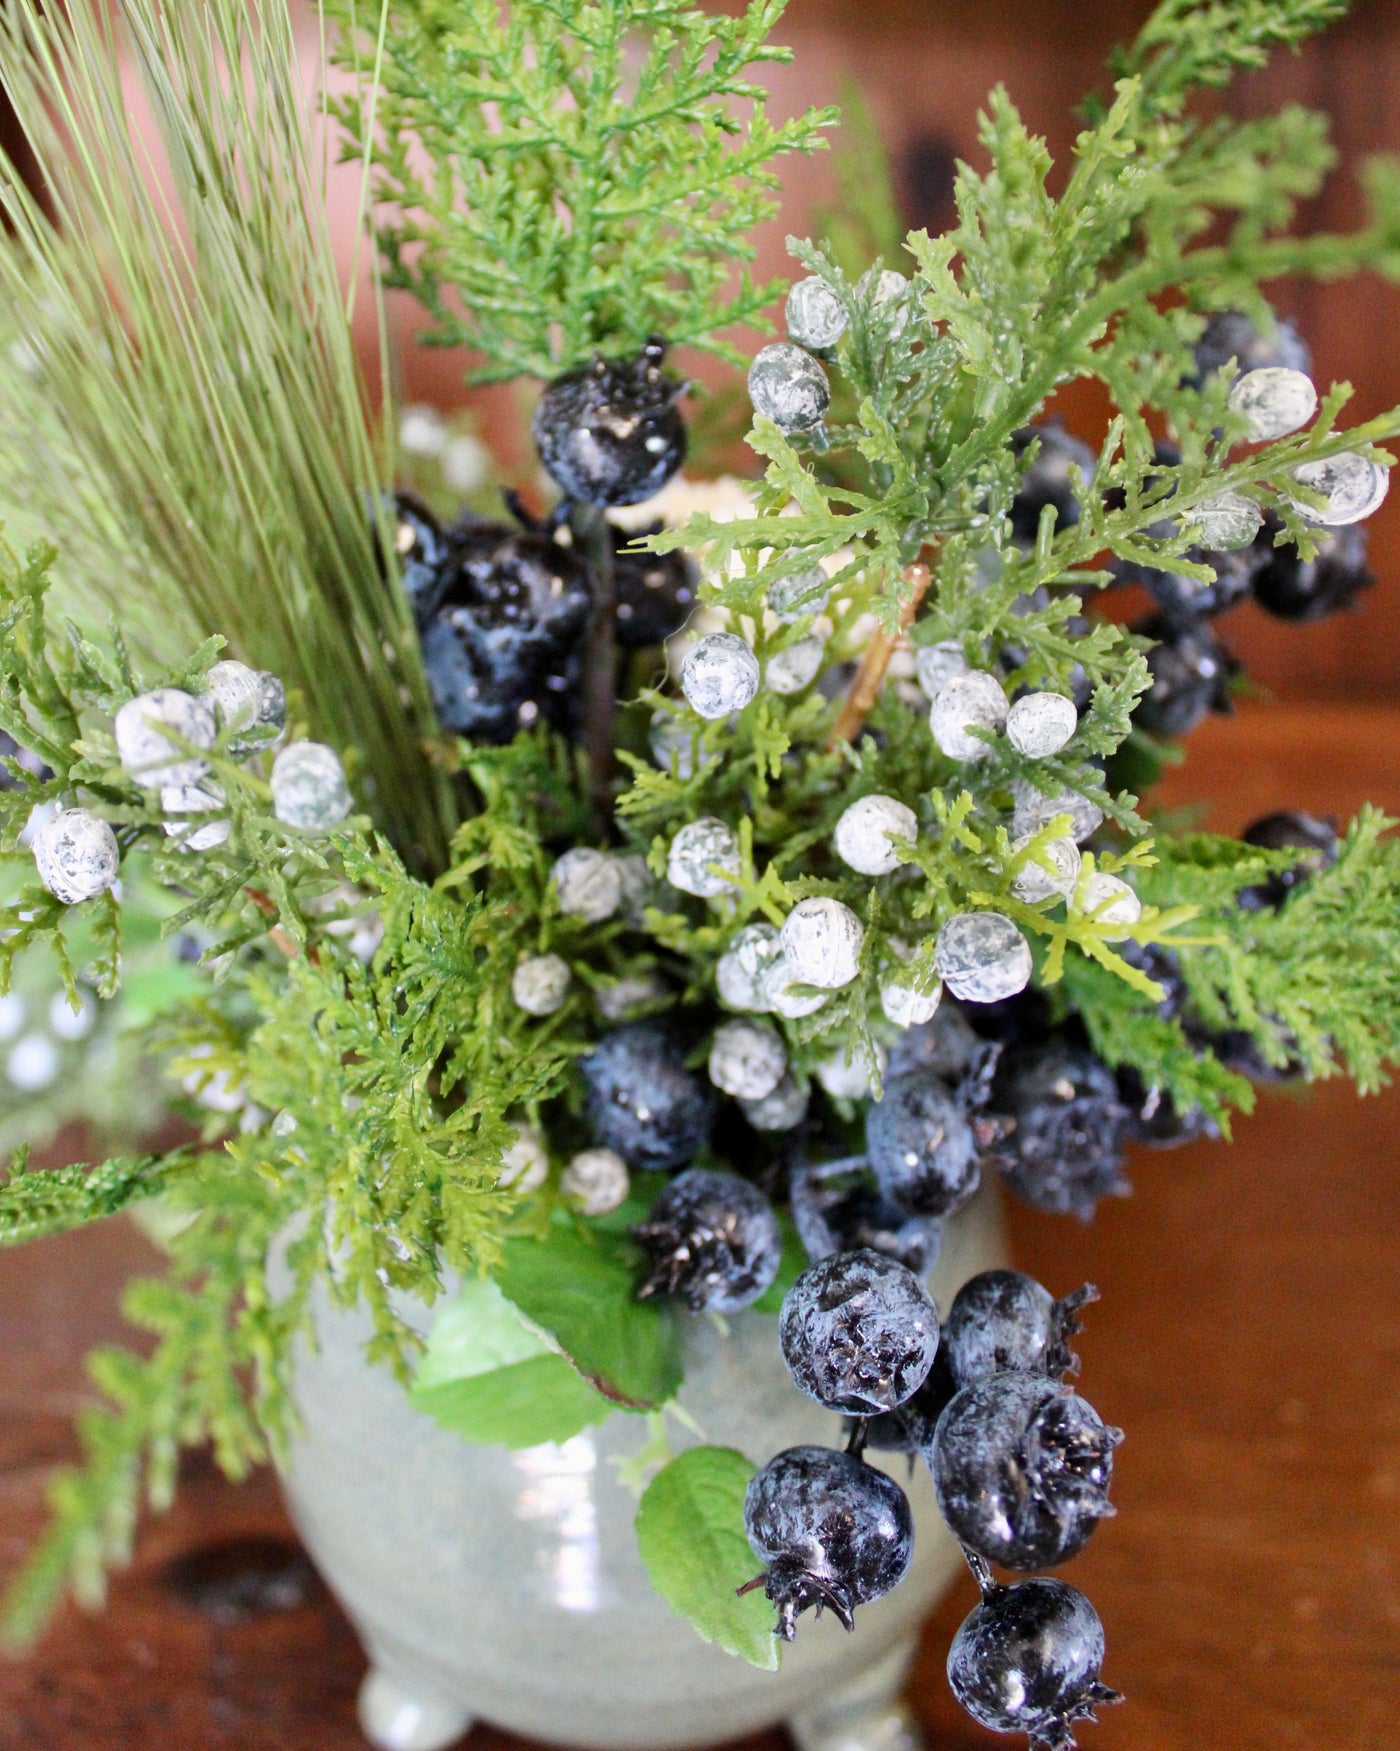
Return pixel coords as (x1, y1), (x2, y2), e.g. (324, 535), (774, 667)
(826, 561), (931, 749)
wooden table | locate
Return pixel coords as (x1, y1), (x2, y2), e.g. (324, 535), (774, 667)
(2, 702), (1398, 1751)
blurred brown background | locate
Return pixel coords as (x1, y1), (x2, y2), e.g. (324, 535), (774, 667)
(2, 5), (1399, 1751)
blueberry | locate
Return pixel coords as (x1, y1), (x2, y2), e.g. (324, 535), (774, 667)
(581, 1021), (716, 1171)
(611, 521), (698, 647)
(1189, 307), (1311, 385)
(532, 337), (687, 507)
(865, 1069), (979, 1218)
(1251, 518), (1374, 621)
(928, 1371), (1121, 1569)
(632, 1168), (781, 1313)
(375, 489), (451, 618)
(1008, 424), (1097, 548)
(742, 1446), (913, 1640)
(1131, 613), (1238, 738)
(789, 1164), (941, 1274)
(0, 728), (49, 790)
(947, 1577), (1121, 1748)
(1133, 542), (1262, 623)
(942, 1270), (1098, 1390)
(1237, 809), (1339, 911)
(990, 1038), (1132, 1221)
(779, 1248), (940, 1415)
(1116, 1070), (1219, 1149)
(857, 1347), (959, 1455)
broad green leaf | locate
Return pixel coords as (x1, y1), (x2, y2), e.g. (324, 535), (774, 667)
(496, 1224), (684, 1410)
(636, 1446), (778, 1670)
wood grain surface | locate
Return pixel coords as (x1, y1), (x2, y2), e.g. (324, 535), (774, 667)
(1, 703), (1397, 1750)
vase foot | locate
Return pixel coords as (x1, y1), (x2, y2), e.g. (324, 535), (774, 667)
(787, 1634), (924, 1751)
(358, 1664), (474, 1751)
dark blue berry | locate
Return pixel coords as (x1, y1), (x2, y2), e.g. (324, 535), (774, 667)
(632, 1168), (781, 1314)
(1131, 613), (1238, 739)
(886, 1005), (984, 1082)
(948, 1577), (1121, 1751)
(1189, 307), (1311, 386)
(1134, 543), (1261, 623)
(991, 1039), (1132, 1222)
(1251, 519), (1373, 621)
(929, 1371), (1120, 1569)
(865, 1069), (979, 1218)
(1116, 1070), (1219, 1150)
(943, 1271), (1098, 1390)
(0, 727), (49, 791)
(374, 489), (452, 619)
(1237, 809), (1339, 912)
(1009, 424), (1096, 547)
(742, 1445), (913, 1640)
(779, 1248), (939, 1415)
(857, 1346), (959, 1455)
(789, 1163), (941, 1275)
(612, 522), (697, 648)
(582, 1021), (716, 1171)
(532, 337), (687, 507)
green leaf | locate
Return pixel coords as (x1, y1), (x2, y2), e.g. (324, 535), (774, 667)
(496, 1224), (684, 1411)
(636, 1446), (778, 1670)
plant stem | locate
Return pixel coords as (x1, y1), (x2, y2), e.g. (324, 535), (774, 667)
(570, 503), (617, 833)
(827, 561), (931, 748)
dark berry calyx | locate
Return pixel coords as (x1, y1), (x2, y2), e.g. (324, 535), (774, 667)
(742, 1445), (913, 1641)
(632, 1168), (781, 1314)
(779, 1247), (940, 1415)
(532, 336), (688, 507)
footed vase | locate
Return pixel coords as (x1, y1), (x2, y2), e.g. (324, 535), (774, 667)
(276, 1182), (1008, 1751)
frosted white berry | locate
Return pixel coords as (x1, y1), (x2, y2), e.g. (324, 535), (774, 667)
(1192, 490), (1264, 551)
(551, 847), (623, 921)
(512, 953), (572, 1016)
(766, 637), (824, 696)
(1006, 692), (1078, 759)
(667, 817), (741, 899)
(769, 564), (832, 622)
(779, 896), (864, 989)
(834, 794), (918, 876)
(271, 741), (351, 829)
(1010, 833), (1082, 903)
(748, 342), (830, 435)
(879, 947), (942, 1028)
(595, 973), (666, 1021)
(161, 780), (230, 852)
(649, 712), (712, 779)
(681, 631), (760, 719)
(1078, 871), (1142, 939)
(560, 1147), (630, 1216)
(740, 1075), (809, 1133)
(716, 923), (784, 1012)
(1285, 451), (1390, 526)
(255, 673), (287, 743)
(205, 660), (263, 733)
(915, 641), (969, 700)
(786, 276), (848, 350)
(498, 1125), (549, 1192)
(32, 808), (119, 904)
(929, 670), (1009, 761)
(613, 854), (658, 927)
(7, 1033), (59, 1092)
(1012, 779), (1104, 845)
(855, 267), (911, 338)
(114, 688), (216, 788)
(1227, 367), (1317, 441)
(936, 911), (1033, 1004)
(708, 1019), (787, 1101)
(814, 1040), (887, 1101)
(761, 959), (830, 1019)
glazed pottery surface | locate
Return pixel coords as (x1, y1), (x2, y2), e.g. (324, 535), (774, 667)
(276, 1182), (1009, 1751)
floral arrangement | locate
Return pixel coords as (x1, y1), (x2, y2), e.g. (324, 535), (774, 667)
(3, 2), (1400, 1745)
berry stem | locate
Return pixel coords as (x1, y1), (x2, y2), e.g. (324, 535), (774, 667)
(960, 1545), (997, 1597)
(827, 561), (931, 748)
(570, 502), (618, 832)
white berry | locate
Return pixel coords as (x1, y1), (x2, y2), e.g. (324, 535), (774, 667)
(779, 896), (864, 989)
(681, 631), (760, 720)
(855, 267), (911, 338)
(834, 794), (918, 877)
(560, 1147), (630, 1216)
(709, 1019), (787, 1101)
(879, 950), (942, 1028)
(936, 911), (1033, 1004)
(613, 854), (658, 927)
(740, 1075), (810, 1133)
(915, 640), (969, 700)
(1078, 871), (1142, 939)
(7, 1033), (59, 1093)
(929, 670), (1009, 761)
(1006, 692), (1077, 759)
(1286, 451), (1390, 526)
(1012, 779), (1104, 845)
(786, 277), (848, 350)
(1227, 367), (1317, 441)
(512, 953), (572, 1016)
(1010, 833), (1082, 903)
(667, 817), (741, 898)
(271, 741), (351, 829)
(769, 565), (832, 622)
(595, 972), (665, 1020)
(498, 1124), (549, 1192)
(551, 847), (623, 921)
(32, 808), (119, 904)
(1192, 490), (1264, 551)
(161, 780), (230, 852)
(761, 959), (830, 1018)
(114, 688), (216, 788)
(649, 712), (711, 779)
(748, 342), (830, 435)
(814, 1040), (887, 1101)
(716, 923), (784, 1012)
(766, 637), (824, 696)
(205, 660), (264, 733)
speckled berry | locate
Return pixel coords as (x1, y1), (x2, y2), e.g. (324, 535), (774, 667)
(855, 267), (911, 338)
(943, 1270), (1098, 1389)
(929, 671), (1009, 761)
(936, 912), (1033, 1005)
(766, 637), (824, 696)
(114, 689), (216, 788)
(1010, 834), (1081, 904)
(914, 640), (970, 701)
(761, 959), (831, 1019)
(780, 897), (864, 989)
(271, 742), (351, 829)
(512, 953), (571, 1016)
(834, 794), (917, 876)
(879, 952), (942, 1029)
(708, 1019), (787, 1101)
(1286, 451), (1389, 526)
(1009, 424), (1096, 547)
(1238, 809), (1339, 911)
(595, 972), (666, 1021)
(1191, 308), (1310, 384)
(633, 1167), (781, 1313)
(740, 1074), (809, 1133)
(716, 923), (784, 1012)
(780, 1248), (940, 1414)
(768, 564), (831, 623)
(785, 276), (848, 350)
(560, 1146), (630, 1216)
(1227, 366), (1317, 440)
(1076, 871), (1141, 939)
(865, 1068), (978, 1217)
(1011, 781), (1104, 846)
(681, 631), (760, 719)
(813, 1041), (886, 1101)
(161, 781), (230, 853)
(1006, 693), (1077, 759)
(551, 847), (622, 921)
(532, 337), (687, 507)
(582, 1021), (716, 1171)
(611, 522), (697, 648)
(32, 808), (119, 904)
(667, 816), (741, 899)
(1192, 490), (1264, 550)
(990, 1038), (1132, 1221)
(743, 1446), (913, 1640)
(498, 1124), (550, 1191)
(748, 343), (830, 436)
(205, 660), (264, 736)
(649, 712), (713, 779)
